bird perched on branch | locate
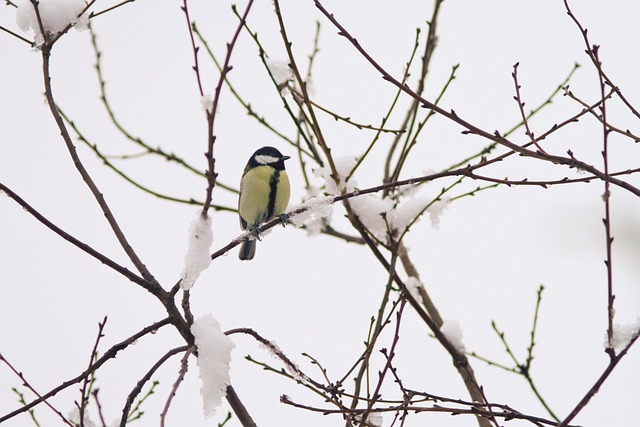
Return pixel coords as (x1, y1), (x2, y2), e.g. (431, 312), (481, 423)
(238, 146), (291, 260)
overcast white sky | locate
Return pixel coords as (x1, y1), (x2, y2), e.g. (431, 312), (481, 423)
(1, 1), (639, 427)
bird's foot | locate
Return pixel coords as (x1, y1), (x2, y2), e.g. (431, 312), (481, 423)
(250, 225), (262, 241)
(278, 213), (289, 227)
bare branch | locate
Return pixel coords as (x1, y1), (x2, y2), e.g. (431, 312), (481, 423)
(201, 0), (255, 216)
(0, 318), (172, 423)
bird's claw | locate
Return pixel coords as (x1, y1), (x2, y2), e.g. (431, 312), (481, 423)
(278, 213), (288, 227)
(250, 226), (262, 241)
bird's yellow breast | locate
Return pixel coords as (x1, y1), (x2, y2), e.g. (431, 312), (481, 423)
(239, 166), (290, 228)
(274, 171), (290, 216)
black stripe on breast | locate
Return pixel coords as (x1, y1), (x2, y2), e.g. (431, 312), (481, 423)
(266, 170), (280, 221)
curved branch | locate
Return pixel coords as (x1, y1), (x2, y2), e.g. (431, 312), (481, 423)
(39, 45), (159, 286)
(119, 346), (190, 427)
(0, 318), (172, 423)
(0, 182), (148, 289)
(313, 0), (640, 199)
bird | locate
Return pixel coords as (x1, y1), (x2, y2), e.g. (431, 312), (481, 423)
(238, 146), (291, 260)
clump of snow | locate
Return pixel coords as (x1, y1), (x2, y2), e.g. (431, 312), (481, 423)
(389, 197), (431, 235)
(350, 194), (394, 241)
(68, 407), (95, 427)
(313, 157), (450, 239)
(355, 412), (383, 427)
(350, 194), (448, 241)
(180, 214), (213, 290)
(288, 194), (334, 236)
(440, 319), (466, 354)
(16, 0), (89, 46)
(258, 339), (309, 384)
(607, 319), (640, 352)
(192, 315), (235, 419)
(405, 276), (423, 302)
(427, 197), (450, 229)
(267, 59), (293, 87)
(314, 156), (358, 195)
(201, 94), (214, 114)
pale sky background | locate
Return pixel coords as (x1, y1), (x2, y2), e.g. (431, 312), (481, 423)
(1, 1), (639, 427)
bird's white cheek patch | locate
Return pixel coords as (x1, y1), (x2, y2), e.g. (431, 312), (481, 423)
(255, 154), (279, 165)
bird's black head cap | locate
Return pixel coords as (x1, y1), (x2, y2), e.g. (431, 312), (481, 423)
(248, 146), (290, 170)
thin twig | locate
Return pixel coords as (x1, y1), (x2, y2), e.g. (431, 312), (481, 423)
(503, 62), (581, 138)
(40, 43), (158, 284)
(88, 23), (237, 193)
(281, 394), (567, 427)
(125, 381), (159, 423)
(562, 0), (640, 119)
(355, 26), (421, 186)
(358, 298), (408, 427)
(207, 160), (640, 261)
(181, 0), (204, 97)
(192, 22), (301, 154)
(512, 62), (547, 154)
(120, 346), (189, 427)
(557, 332), (639, 427)
(201, 0), (255, 216)
(313, 0), (640, 199)
(0, 182), (148, 288)
(226, 328), (313, 385)
(160, 348), (194, 426)
(349, 256), (403, 415)
(10, 388), (41, 426)
(0, 24), (34, 44)
(90, 0), (136, 19)
(79, 317), (108, 426)
(0, 318), (171, 423)
(273, 0), (337, 179)
(234, 5), (322, 164)
(59, 107), (232, 208)
(91, 389), (107, 427)
(591, 44), (616, 354)
(0, 355), (73, 426)
(564, 88), (640, 142)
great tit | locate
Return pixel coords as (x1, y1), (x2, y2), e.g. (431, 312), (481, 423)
(238, 146), (291, 260)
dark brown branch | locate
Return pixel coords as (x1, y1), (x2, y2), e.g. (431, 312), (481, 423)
(0, 355), (73, 426)
(90, 0), (136, 19)
(558, 333), (639, 427)
(0, 182), (148, 288)
(313, 0), (640, 199)
(201, 0), (255, 216)
(180, 0), (204, 97)
(512, 62), (547, 154)
(273, 0), (338, 179)
(591, 45), (616, 354)
(358, 299), (408, 427)
(91, 389), (107, 427)
(119, 346), (190, 427)
(0, 24), (33, 44)
(207, 159), (640, 261)
(0, 318), (172, 423)
(78, 317), (108, 426)
(160, 348), (194, 426)
(564, 88), (640, 142)
(562, 0), (640, 119)
(225, 328), (312, 385)
(225, 385), (259, 427)
(281, 394), (569, 427)
(39, 45), (159, 286)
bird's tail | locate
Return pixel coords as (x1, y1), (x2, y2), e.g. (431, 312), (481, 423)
(239, 239), (256, 260)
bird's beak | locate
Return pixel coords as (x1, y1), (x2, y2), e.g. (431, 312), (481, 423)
(282, 155), (291, 161)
